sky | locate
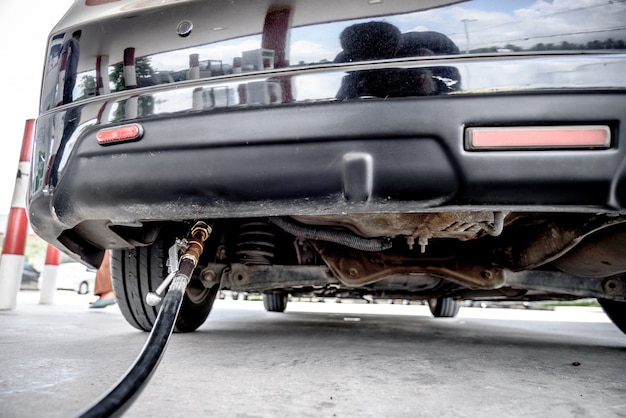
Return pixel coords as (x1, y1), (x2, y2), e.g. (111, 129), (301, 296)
(0, 0), (75, 215)
(143, 0), (626, 73)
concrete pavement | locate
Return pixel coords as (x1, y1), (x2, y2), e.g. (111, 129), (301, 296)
(1, 291), (625, 417)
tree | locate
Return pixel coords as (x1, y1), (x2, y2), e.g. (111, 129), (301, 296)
(109, 57), (155, 120)
(77, 74), (96, 100)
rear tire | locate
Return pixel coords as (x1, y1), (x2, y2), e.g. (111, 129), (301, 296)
(176, 279), (219, 333)
(111, 237), (217, 332)
(598, 298), (626, 335)
(428, 297), (461, 318)
(263, 291), (288, 312)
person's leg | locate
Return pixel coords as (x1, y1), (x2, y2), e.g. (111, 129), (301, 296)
(90, 250), (115, 307)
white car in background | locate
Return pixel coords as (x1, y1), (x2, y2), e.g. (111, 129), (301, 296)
(56, 262), (96, 295)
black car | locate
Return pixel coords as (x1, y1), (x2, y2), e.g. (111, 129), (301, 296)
(29, 0), (626, 333)
(20, 261), (40, 291)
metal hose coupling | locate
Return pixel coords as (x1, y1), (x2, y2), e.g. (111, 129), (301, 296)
(176, 221), (212, 282)
(180, 221), (212, 266)
(145, 221), (212, 307)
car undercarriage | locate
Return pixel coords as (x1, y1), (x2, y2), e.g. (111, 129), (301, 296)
(108, 212), (626, 332)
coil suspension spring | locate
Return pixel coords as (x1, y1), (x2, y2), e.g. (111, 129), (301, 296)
(236, 221), (277, 265)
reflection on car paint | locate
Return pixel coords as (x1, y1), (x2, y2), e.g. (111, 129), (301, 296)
(40, 0), (626, 111)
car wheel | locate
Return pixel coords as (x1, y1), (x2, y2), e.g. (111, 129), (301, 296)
(111, 237), (217, 332)
(77, 281), (89, 295)
(598, 298), (626, 335)
(176, 279), (219, 333)
(428, 297), (461, 318)
(263, 291), (288, 312)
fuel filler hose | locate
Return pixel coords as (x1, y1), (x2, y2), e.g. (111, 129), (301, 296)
(75, 222), (211, 418)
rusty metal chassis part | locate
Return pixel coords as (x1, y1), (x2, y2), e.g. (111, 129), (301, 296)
(506, 271), (626, 301)
(294, 214), (626, 290)
(199, 262), (626, 301)
(201, 263), (339, 292)
(287, 213), (626, 271)
(495, 214), (626, 271)
(189, 213), (626, 302)
(311, 241), (506, 289)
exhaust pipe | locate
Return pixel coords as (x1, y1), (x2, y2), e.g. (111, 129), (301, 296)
(76, 221), (212, 418)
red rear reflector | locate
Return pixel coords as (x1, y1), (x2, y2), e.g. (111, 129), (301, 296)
(97, 124), (143, 145)
(466, 126), (610, 150)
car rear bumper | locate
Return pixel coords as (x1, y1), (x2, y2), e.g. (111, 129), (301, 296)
(29, 87), (626, 264)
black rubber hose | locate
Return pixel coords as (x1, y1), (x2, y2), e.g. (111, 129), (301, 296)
(75, 273), (190, 418)
(270, 217), (392, 252)
(75, 222), (210, 417)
